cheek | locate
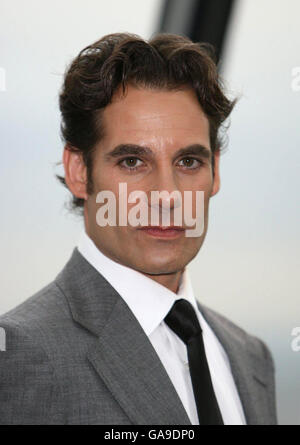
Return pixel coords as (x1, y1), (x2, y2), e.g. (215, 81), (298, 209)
(181, 179), (212, 219)
(92, 164), (120, 192)
(182, 175), (213, 198)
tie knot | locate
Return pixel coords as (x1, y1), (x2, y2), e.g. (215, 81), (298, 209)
(164, 298), (202, 345)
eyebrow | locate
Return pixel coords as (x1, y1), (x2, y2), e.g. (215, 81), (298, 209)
(104, 143), (212, 162)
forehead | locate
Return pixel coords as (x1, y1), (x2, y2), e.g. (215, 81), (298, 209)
(100, 85), (210, 147)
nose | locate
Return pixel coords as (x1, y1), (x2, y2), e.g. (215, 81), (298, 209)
(148, 167), (182, 211)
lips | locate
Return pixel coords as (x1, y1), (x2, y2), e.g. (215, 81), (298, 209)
(138, 226), (185, 238)
(140, 226), (185, 230)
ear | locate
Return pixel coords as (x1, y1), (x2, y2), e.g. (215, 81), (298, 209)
(63, 146), (88, 201)
(211, 149), (221, 197)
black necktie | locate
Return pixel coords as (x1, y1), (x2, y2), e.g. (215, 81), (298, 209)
(164, 298), (224, 425)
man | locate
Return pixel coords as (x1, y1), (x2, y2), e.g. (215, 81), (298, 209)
(0, 32), (277, 425)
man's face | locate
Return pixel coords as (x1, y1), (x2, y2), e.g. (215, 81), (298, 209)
(84, 85), (220, 276)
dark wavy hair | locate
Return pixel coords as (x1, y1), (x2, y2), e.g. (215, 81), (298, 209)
(57, 32), (237, 212)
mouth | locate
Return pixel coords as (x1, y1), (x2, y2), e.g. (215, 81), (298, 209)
(138, 226), (186, 239)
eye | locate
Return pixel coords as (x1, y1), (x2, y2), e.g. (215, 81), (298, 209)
(118, 157), (144, 170)
(177, 157), (203, 169)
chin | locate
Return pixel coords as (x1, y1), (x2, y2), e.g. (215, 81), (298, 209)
(134, 256), (189, 276)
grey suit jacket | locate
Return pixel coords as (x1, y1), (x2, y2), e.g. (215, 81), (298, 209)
(0, 248), (277, 425)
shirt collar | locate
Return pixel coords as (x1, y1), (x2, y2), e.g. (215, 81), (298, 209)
(77, 230), (199, 337)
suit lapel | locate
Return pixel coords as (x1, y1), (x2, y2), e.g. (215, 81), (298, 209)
(87, 296), (191, 425)
(55, 248), (191, 425)
(197, 302), (271, 425)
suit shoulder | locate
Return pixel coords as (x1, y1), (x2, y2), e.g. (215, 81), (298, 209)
(198, 302), (274, 367)
(0, 280), (63, 360)
(199, 302), (248, 339)
(0, 279), (73, 366)
(0, 280), (69, 335)
(0, 282), (65, 424)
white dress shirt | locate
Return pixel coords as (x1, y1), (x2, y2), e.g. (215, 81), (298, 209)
(77, 231), (246, 425)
